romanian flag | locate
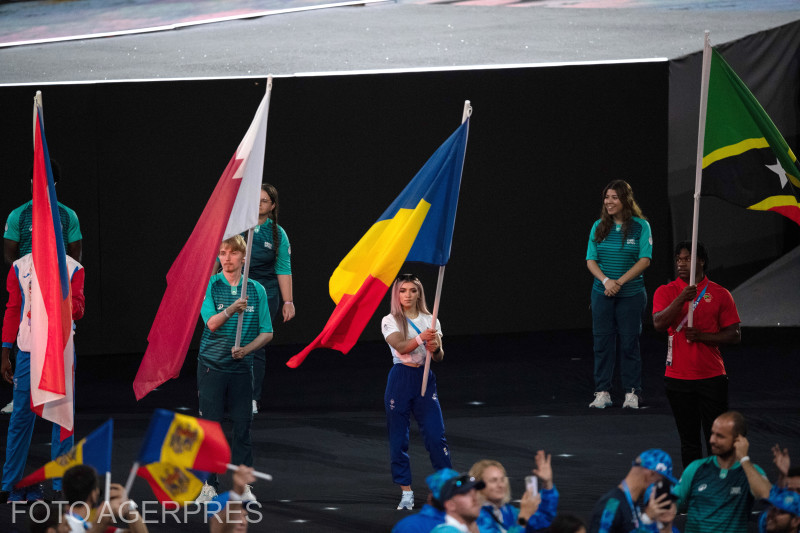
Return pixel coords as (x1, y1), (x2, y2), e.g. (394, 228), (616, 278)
(701, 48), (800, 224)
(134, 84), (272, 400)
(16, 419), (112, 488)
(136, 409), (231, 473)
(287, 119), (469, 368)
(137, 462), (207, 507)
(30, 92), (75, 434)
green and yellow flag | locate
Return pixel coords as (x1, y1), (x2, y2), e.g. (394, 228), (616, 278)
(701, 48), (800, 225)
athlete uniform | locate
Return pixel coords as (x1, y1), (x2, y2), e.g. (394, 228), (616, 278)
(586, 217), (652, 397)
(477, 486), (559, 533)
(198, 273), (271, 491)
(1, 254), (85, 495)
(589, 485), (660, 533)
(4, 200), (82, 256)
(246, 219), (290, 408)
(381, 313), (450, 487)
(653, 276), (740, 467)
(674, 455), (766, 533)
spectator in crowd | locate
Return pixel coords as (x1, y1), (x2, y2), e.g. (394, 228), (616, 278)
(772, 445), (800, 492)
(427, 469), (485, 533)
(61, 464), (147, 532)
(392, 475), (447, 533)
(470, 450), (559, 532)
(674, 411), (770, 533)
(588, 449), (677, 533)
(760, 487), (800, 533)
(209, 465), (257, 533)
(549, 514), (587, 533)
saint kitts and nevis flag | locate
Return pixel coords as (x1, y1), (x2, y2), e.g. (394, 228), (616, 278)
(133, 83), (272, 400)
(701, 48), (800, 224)
(133, 410), (231, 505)
(16, 419), (112, 488)
(286, 116), (469, 368)
(30, 92), (76, 437)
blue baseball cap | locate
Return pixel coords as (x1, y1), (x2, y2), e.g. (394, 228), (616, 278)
(633, 449), (678, 485)
(765, 487), (800, 517)
(426, 468), (485, 503)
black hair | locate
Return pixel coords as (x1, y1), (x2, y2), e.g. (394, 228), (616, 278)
(548, 513), (587, 533)
(674, 240), (710, 271)
(28, 503), (60, 533)
(63, 464), (99, 504)
(28, 158), (61, 183)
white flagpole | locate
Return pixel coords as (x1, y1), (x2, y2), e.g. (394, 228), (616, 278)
(421, 100), (472, 397)
(688, 32), (712, 328)
(234, 76), (273, 349)
(123, 461), (140, 499)
(234, 227), (255, 349)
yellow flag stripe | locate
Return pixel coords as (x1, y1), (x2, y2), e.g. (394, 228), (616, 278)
(748, 195), (800, 211)
(703, 138), (768, 168)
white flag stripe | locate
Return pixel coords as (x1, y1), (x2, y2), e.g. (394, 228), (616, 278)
(223, 90), (271, 240)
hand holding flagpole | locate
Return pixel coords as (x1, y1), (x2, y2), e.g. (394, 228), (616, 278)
(421, 100), (472, 397)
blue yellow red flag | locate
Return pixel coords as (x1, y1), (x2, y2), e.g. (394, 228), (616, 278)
(137, 462), (208, 507)
(16, 419), (112, 488)
(137, 409), (231, 473)
(287, 119), (469, 368)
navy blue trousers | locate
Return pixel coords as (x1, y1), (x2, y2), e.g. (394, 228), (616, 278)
(385, 364), (451, 486)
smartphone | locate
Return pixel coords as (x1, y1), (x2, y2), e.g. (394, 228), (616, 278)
(654, 479), (677, 502)
(524, 475), (538, 496)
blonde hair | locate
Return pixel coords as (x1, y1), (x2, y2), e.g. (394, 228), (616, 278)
(220, 234), (247, 255)
(470, 459), (511, 505)
(389, 275), (431, 339)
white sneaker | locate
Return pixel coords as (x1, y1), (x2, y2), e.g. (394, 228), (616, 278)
(589, 391), (612, 409)
(242, 484), (257, 502)
(196, 482), (217, 502)
(397, 490), (414, 510)
(623, 389), (640, 409)
(1, 400), (12, 414)
(252, 400), (258, 414)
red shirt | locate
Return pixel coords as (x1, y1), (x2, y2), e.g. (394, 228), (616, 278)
(652, 276), (740, 380)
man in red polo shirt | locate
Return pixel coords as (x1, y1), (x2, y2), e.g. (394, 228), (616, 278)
(652, 240), (741, 469)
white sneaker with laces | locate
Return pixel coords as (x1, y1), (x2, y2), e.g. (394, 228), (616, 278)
(252, 400), (258, 414)
(589, 391), (612, 409)
(623, 389), (640, 409)
(397, 490), (414, 510)
(196, 482), (217, 503)
(242, 484), (258, 502)
(1, 400), (12, 414)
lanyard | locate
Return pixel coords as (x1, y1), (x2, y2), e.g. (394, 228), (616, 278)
(675, 284), (708, 332)
(406, 317), (422, 336)
(620, 480), (641, 528)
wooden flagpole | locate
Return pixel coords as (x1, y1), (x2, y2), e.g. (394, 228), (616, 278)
(688, 32), (712, 328)
(420, 100), (472, 397)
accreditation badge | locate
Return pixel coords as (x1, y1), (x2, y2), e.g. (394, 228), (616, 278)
(666, 335), (673, 367)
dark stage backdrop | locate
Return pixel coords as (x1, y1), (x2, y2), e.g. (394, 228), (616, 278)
(0, 61), (670, 357)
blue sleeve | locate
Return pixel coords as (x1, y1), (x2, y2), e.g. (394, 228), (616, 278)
(526, 486), (559, 531)
(476, 508), (501, 533)
(200, 279), (217, 324)
(637, 218), (652, 259)
(586, 220), (600, 260)
(274, 225), (291, 275)
(595, 497), (621, 533)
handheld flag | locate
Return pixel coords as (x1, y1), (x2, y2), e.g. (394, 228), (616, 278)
(287, 118), (469, 368)
(16, 419), (112, 488)
(136, 462), (208, 507)
(134, 82), (272, 400)
(137, 409), (231, 473)
(30, 92), (75, 433)
(701, 48), (800, 224)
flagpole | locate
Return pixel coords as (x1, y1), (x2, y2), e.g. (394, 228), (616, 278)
(123, 461), (140, 498)
(226, 463), (273, 481)
(234, 227), (255, 349)
(421, 100), (472, 397)
(688, 31), (712, 328)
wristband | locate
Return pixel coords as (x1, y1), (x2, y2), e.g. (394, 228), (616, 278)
(739, 456), (750, 464)
(224, 308), (231, 318)
(640, 513), (654, 525)
(284, 301), (294, 305)
(415, 335), (424, 346)
(602, 277), (609, 285)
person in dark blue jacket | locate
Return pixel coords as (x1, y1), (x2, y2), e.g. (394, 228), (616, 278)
(391, 469), (453, 533)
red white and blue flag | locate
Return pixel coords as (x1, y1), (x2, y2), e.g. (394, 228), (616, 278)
(134, 85), (272, 400)
(30, 92), (75, 434)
